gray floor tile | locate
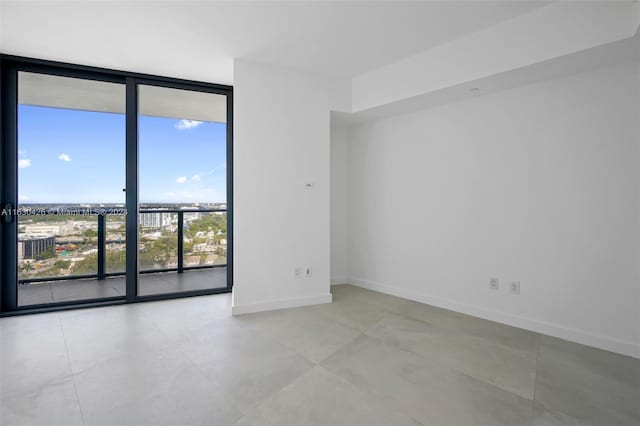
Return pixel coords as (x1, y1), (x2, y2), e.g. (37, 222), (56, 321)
(307, 293), (387, 331)
(2, 283), (638, 426)
(392, 298), (540, 353)
(365, 311), (538, 399)
(179, 322), (315, 412)
(331, 284), (408, 311)
(135, 292), (234, 341)
(538, 335), (640, 388)
(238, 306), (362, 363)
(535, 336), (640, 426)
(73, 347), (242, 426)
(0, 377), (84, 426)
(234, 366), (421, 426)
(59, 304), (173, 374)
(1, 313), (72, 399)
(533, 403), (586, 426)
(322, 335), (534, 426)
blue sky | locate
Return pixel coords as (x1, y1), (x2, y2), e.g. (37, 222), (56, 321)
(18, 105), (227, 204)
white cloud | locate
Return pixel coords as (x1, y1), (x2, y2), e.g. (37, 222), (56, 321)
(18, 159), (32, 169)
(175, 120), (203, 130)
(58, 153), (71, 162)
(18, 194), (30, 202)
(191, 174), (201, 182)
(176, 176), (187, 184)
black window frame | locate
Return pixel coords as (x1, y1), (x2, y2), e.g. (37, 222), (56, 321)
(0, 55), (234, 316)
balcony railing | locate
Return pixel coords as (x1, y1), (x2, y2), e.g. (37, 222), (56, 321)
(19, 208), (227, 284)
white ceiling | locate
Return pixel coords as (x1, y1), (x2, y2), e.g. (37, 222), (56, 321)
(0, 1), (550, 84)
(18, 72), (227, 122)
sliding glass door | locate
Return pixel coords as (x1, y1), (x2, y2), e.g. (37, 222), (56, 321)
(137, 84), (228, 296)
(0, 57), (233, 314)
(14, 71), (127, 307)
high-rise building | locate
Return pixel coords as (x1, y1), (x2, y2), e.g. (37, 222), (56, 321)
(139, 213), (162, 228)
(18, 235), (56, 259)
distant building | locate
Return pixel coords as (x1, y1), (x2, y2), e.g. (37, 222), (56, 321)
(18, 235), (56, 260)
(140, 213), (162, 228)
(162, 212), (174, 225)
(183, 211), (202, 221)
(24, 224), (60, 235)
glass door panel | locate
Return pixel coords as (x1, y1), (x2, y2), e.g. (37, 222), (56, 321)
(137, 84), (228, 296)
(16, 72), (126, 306)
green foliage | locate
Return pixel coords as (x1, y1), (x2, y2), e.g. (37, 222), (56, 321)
(73, 253), (98, 274)
(35, 246), (56, 260)
(140, 236), (178, 269)
(19, 211), (227, 278)
(106, 250), (126, 273)
(54, 260), (71, 269)
(83, 229), (98, 239)
(68, 251), (127, 275)
(19, 262), (34, 274)
(184, 214), (226, 239)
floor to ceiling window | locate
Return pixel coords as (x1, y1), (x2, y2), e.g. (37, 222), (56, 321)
(0, 56), (233, 314)
(137, 84), (229, 296)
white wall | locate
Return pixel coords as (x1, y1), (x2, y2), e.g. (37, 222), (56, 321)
(331, 122), (349, 284)
(232, 59), (332, 314)
(347, 61), (640, 357)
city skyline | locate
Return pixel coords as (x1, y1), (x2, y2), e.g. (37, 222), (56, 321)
(18, 105), (227, 204)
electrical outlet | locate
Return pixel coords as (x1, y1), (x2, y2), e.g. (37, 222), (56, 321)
(294, 268), (302, 279)
(510, 281), (520, 295)
(305, 266), (312, 278)
(489, 277), (499, 290)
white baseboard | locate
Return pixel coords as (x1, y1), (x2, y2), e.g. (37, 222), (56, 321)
(349, 277), (640, 359)
(232, 293), (333, 315)
(331, 276), (349, 285)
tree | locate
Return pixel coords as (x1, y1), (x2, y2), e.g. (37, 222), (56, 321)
(184, 214), (227, 239)
(72, 253), (98, 274)
(139, 235), (178, 269)
(83, 229), (98, 239)
(19, 262), (34, 275)
(106, 250), (126, 273)
(54, 260), (71, 270)
(35, 246), (56, 260)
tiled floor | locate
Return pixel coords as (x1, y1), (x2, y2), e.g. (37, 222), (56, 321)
(1, 284), (638, 426)
(17, 268), (227, 306)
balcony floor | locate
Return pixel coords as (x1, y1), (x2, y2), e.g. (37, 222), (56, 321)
(18, 268), (227, 306)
